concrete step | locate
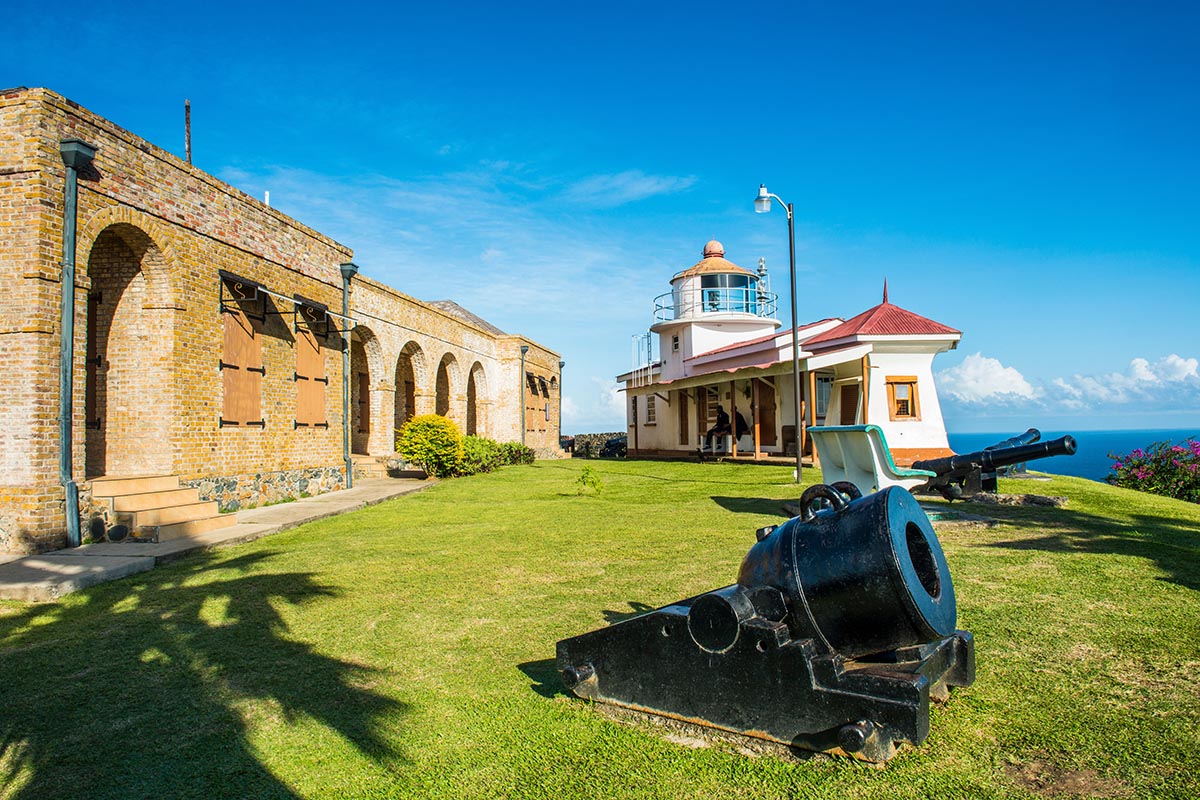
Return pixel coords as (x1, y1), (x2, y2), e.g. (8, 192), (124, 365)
(91, 475), (179, 497)
(111, 488), (201, 512)
(122, 501), (220, 528)
(153, 513), (238, 542)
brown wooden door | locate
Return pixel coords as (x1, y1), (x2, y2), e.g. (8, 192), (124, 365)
(839, 384), (860, 425)
(758, 381), (777, 446)
(677, 390), (689, 445)
(357, 372), (370, 434)
(696, 388), (708, 445)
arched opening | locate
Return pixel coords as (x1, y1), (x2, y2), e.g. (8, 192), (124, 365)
(435, 354), (458, 419)
(350, 326), (383, 455)
(394, 341), (425, 445)
(466, 361), (488, 436)
(84, 224), (175, 478)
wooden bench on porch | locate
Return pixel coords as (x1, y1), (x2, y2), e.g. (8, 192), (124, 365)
(808, 424), (935, 496)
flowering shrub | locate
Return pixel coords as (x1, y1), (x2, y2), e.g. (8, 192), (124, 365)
(1108, 437), (1200, 503)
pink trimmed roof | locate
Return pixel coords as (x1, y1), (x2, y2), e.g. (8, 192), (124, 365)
(805, 297), (959, 346)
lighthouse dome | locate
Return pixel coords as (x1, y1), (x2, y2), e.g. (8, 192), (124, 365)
(672, 239), (757, 282)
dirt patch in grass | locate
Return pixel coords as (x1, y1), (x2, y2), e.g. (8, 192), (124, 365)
(1003, 757), (1133, 797)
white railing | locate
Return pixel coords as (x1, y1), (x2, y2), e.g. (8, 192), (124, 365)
(654, 286), (777, 324)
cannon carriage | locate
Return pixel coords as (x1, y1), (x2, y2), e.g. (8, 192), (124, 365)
(557, 485), (975, 762)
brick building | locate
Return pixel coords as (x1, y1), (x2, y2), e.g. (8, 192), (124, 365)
(0, 87), (561, 554)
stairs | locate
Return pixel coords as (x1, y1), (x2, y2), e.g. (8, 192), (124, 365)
(352, 455), (427, 479)
(90, 475), (237, 542)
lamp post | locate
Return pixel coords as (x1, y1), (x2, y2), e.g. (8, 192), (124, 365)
(340, 262), (359, 489)
(558, 360), (565, 446)
(519, 345), (530, 445)
(755, 184), (802, 484)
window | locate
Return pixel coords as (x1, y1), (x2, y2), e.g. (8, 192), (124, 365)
(645, 394), (657, 424)
(294, 304), (328, 428)
(886, 376), (920, 421)
(630, 395), (638, 427)
(220, 279), (264, 427)
(815, 376), (834, 417)
(672, 334), (679, 352)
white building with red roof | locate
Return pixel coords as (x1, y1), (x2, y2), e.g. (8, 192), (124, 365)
(618, 240), (961, 465)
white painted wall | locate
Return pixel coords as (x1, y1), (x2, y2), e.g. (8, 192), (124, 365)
(867, 351), (950, 451)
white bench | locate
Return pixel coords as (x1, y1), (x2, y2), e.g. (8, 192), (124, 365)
(808, 424), (935, 496)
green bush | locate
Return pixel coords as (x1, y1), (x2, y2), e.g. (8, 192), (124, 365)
(498, 441), (535, 466)
(396, 415), (463, 478)
(457, 435), (504, 476)
(575, 465), (603, 495)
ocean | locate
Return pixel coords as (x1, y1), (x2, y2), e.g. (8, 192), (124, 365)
(946, 429), (1200, 483)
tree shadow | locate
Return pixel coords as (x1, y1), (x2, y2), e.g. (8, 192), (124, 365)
(0, 550), (408, 799)
(709, 496), (793, 517)
(967, 502), (1200, 593)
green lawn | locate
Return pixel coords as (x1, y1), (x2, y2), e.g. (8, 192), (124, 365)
(2, 461), (1198, 799)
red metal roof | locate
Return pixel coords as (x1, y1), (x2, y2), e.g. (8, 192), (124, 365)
(805, 298), (959, 346)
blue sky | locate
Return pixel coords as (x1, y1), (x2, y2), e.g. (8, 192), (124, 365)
(7, 1), (1199, 433)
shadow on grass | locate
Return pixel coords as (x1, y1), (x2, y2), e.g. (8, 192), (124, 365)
(969, 502), (1200, 592)
(531, 462), (795, 486)
(517, 658), (569, 699)
(0, 550), (408, 799)
(709, 496), (793, 518)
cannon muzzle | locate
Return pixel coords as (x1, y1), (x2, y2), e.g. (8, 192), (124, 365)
(556, 485), (974, 762)
(914, 435), (1076, 479)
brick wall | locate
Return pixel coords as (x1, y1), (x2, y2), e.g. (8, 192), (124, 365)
(0, 87), (560, 553)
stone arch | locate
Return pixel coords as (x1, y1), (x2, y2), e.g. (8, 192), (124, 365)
(434, 353), (460, 420)
(393, 341), (427, 441)
(466, 361), (489, 436)
(350, 325), (385, 455)
(82, 221), (178, 478)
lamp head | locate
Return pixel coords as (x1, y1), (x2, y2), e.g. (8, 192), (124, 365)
(754, 184), (772, 214)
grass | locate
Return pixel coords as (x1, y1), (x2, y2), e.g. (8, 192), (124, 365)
(1, 460), (1198, 798)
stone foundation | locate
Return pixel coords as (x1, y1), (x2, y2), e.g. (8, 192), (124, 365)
(183, 466), (346, 513)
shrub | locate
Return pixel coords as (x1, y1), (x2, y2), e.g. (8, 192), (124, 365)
(498, 442), (535, 466)
(457, 435), (503, 476)
(1108, 437), (1200, 503)
(576, 465), (603, 495)
(396, 415), (463, 478)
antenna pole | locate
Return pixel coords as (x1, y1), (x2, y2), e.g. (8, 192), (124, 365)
(185, 99), (192, 165)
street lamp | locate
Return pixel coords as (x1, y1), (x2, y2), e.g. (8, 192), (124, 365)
(755, 184), (802, 483)
(340, 262), (359, 489)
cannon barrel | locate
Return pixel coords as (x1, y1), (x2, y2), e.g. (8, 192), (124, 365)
(984, 427), (1040, 451)
(913, 434), (1076, 478)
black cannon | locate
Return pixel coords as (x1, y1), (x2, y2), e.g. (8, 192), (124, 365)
(912, 429), (1077, 499)
(556, 485), (974, 762)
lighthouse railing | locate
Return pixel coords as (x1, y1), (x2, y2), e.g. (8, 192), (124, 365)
(654, 286), (777, 324)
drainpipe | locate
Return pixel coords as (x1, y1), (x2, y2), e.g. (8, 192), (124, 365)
(558, 360), (565, 445)
(59, 139), (97, 548)
(340, 262), (359, 489)
(519, 345), (529, 445)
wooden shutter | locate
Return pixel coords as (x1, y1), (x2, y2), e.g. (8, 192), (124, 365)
(222, 302), (263, 426)
(295, 308), (327, 427)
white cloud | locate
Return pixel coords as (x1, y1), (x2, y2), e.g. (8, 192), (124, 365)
(1052, 354), (1200, 407)
(560, 170), (697, 208)
(936, 353), (1038, 404)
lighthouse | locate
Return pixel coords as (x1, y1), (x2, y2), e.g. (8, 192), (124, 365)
(650, 240), (780, 382)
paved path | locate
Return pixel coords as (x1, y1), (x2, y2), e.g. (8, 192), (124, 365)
(0, 478), (435, 602)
